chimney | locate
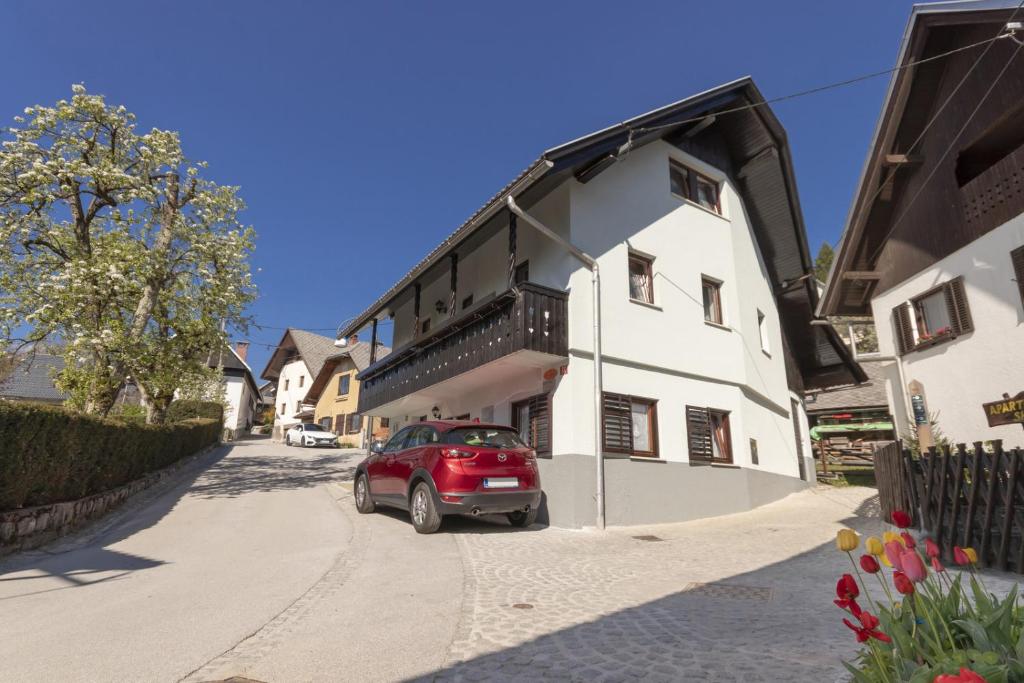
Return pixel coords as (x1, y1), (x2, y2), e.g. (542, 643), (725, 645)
(235, 341), (250, 361)
(349, 334), (358, 344)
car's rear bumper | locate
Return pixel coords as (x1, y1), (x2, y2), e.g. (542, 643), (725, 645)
(437, 489), (542, 515)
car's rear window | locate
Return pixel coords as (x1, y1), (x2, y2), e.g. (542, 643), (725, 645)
(445, 427), (526, 449)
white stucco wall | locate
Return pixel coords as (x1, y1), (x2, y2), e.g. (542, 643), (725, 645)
(871, 213), (1024, 448)
(271, 359), (313, 439)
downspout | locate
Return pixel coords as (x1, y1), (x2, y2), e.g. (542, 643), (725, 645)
(506, 196), (606, 530)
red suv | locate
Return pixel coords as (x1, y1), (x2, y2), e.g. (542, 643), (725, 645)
(353, 421), (542, 533)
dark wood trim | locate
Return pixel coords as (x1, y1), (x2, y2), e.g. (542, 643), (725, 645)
(669, 158), (722, 215)
(628, 252), (655, 304)
(448, 253), (458, 320)
(508, 213), (517, 289)
(602, 392), (658, 458)
(511, 392), (552, 455)
(369, 318), (378, 364)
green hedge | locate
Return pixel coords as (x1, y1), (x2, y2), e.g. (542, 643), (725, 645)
(166, 400), (224, 423)
(0, 401), (220, 511)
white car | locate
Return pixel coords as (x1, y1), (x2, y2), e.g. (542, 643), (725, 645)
(285, 423), (340, 448)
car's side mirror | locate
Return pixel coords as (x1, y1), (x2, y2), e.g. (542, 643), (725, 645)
(370, 440), (386, 454)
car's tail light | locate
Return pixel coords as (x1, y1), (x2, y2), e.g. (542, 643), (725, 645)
(441, 447), (474, 459)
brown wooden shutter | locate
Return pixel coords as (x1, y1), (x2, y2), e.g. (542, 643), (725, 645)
(528, 394), (551, 455)
(943, 277), (973, 335)
(602, 393), (633, 454)
(686, 406), (713, 461)
(336, 414), (346, 434)
(892, 304), (914, 355)
(1012, 245), (1024, 309)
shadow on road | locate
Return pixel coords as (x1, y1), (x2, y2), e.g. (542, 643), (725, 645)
(187, 448), (359, 499)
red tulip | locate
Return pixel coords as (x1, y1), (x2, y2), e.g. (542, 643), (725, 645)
(893, 571), (915, 595)
(934, 667), (988, 683)
(860, 554), (881, 574)
(892, 510), (912, 528)
(900, 532), (917, 549)
(925, 538), (940, 559)
(953, 546), (971, 566)
(842, 609), (892, 644)
(834, 573), (861, 611)
(931, 557), (946, 573)
(884, 541), (905, 571)
(901, 550), (928, 583)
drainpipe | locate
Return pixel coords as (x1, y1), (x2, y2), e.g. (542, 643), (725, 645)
(506, 196), (606, 530)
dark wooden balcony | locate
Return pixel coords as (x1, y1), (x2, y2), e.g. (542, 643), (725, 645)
(356, 283), (568, 413)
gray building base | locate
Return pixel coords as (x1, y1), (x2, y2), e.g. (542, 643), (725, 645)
(536, 454), (812, 529)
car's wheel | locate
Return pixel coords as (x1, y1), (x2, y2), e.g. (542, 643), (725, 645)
(354, 473), (375, 514)
(507, 508), (538, 528)
(409, 482), (442, 534)
(285, 435), (292, 446)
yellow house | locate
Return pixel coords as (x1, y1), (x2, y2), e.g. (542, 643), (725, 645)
(303, 340), (390, 448)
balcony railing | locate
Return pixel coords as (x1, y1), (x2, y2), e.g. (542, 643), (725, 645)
(357, 282), (568, 412)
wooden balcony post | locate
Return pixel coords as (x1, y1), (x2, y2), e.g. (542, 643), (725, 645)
(413, 282), (421, 338)
(369, 318), (378, 364)
(449, 252), (458, 319)
(508, 213), (517, 289)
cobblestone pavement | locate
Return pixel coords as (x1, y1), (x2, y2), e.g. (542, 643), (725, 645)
(417, 486), (899, 682)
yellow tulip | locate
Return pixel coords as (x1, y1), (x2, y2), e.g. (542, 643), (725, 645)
(880, 552), (893, 568)
(883, 531), (903, 546)
(836, 528), (859, 552)
(865, 536), (884, 556)
(964, 547), (978, 564)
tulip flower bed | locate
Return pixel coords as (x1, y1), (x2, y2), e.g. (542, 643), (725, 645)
(834, 511), (1024, 682)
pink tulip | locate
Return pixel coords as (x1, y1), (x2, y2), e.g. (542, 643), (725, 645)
(884, 540), (904, 571)
(900, 532), (916, 549)
(931, 556), (946, 573)
(901, 549), (927, 583)
(924, 538), (940, 559)
(953, 546), (971, 566)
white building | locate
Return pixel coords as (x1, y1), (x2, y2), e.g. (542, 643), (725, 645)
(340, 78), (862, 528)
(820, 1), (1024, 449)
(260, 329), (338, 441)
(206, 342), (260, 440)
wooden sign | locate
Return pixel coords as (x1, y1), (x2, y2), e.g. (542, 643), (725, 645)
(983, 392), (1024, 428)
(908, 380), (933, 450)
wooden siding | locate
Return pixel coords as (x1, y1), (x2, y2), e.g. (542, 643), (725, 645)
(357, 283), (567, 412)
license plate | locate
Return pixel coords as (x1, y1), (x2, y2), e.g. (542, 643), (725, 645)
(483, 477), (518, 489)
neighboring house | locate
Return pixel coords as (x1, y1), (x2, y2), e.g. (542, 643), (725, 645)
(0, 353), (68, 404)
(336, 77), (863, 528)
(303, 337), (392, 447)
(820, 0), (1024, 448)
(257, 380), (276, 413)
(805, 358), (895, 463)
(205, 341), (261, 440)
(260, 329), (339, 440)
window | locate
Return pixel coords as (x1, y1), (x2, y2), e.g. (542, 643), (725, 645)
(628, 253), (654, 304)
(702, 277), (723, 325)
(892, 277), (973, 354)
(338, 374), (351, 396)
(296, 401), (302, 413)
(757, 310), (770, 354)
(383, 427), (413, 453)
(421, 319), (431, 335)
(319, 417), (331, 430)
(514, 261), (529, 285)
(512, 393), (552, 455)
(335, 414), (346, 434)
(749, 438), (759, 465)
(347, 413), (363, 433)
(446, 427), (525, 448)
(686, 406), (732, 464)
(670, 160), (721, 215)
(407, 426), (439, 447)
(379, 417), (390, 428)
(284, 379), (289, 391)
(1012, 245), (1024, 309)
(280, 402), (285, 416)
(299, 375), (304, 388)
(462, 294), (474, 310)
(602, 392), (658, 458)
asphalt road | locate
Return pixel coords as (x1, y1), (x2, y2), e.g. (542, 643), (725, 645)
(0, 438), (463, 683)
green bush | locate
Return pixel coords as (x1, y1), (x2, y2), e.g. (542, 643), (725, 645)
(0, 401), (220, 511)
(166, 399), (224, 423)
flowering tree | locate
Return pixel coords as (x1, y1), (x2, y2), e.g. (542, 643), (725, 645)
(0, 85), (255, 421)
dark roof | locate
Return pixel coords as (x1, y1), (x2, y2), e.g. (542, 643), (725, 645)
(206, 344), (260, 397)
(259, 328), (339, 381)
(819, 0), (1022, 315)
(339, 77), (862, 390)
(303, 341), (391, 403)
(805, 359), (892, 412)
(0, 354), (68, 402)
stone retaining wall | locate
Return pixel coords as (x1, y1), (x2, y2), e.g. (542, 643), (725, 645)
(0, 445), (217, 556)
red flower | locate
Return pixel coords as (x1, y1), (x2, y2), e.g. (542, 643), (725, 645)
(934, 667), (987, 683)
(860, 554), (881, 574)
(900, 532), (917, 549)
(953, 546), (972, 566)
(925, 538), (940, 559)
(892, 510), (912, 528)
(834, 573), (861, 611)
(843, 610), (892, 644)
(931, 556), (946, 573)
(893, 571), (915, 595)
(901, 550), (928, 583)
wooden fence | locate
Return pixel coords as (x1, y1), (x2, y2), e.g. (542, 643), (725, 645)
(884, 440), (1024, 572)
(873, 442), (915, 527)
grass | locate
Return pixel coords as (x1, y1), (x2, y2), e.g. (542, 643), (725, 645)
(816, 463), (877, 488)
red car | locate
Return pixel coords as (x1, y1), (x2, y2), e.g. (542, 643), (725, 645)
(353, 421), (542, 533)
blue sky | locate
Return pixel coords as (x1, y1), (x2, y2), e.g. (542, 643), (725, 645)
(3, 1), (920, 376)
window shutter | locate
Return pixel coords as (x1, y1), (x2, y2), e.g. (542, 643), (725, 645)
(528, 394), (551, 454)
(348, 414), (363, 433)
(943, 277), (973, 335)
(336, 414), (346, 434)
(1012, 245), (1024, 309)
(892, 304), (914, 355)
(686, 406), (713, 461)
(602, 393), (633, 454)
